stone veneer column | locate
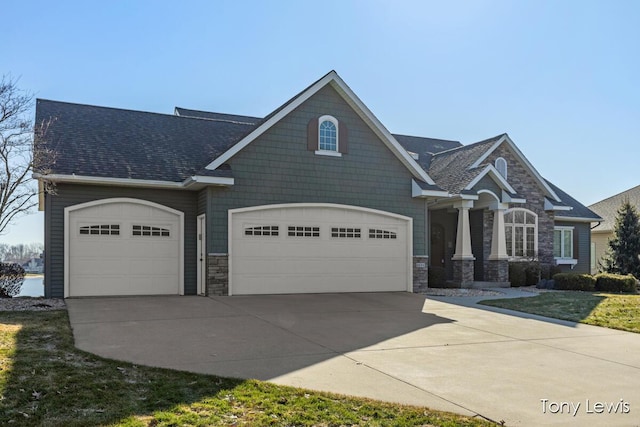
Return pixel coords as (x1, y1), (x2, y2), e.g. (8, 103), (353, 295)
(452, 201), (475, 287)
(413, 255), (429, 292)
(207, 254), (228, 296)
(486, 203), (510, 282)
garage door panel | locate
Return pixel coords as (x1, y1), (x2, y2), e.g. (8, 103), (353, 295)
(68, 200), (181, 297)
(231, 205), (411, 295)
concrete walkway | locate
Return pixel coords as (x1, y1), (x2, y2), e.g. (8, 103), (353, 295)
(66, 291), (640, 426)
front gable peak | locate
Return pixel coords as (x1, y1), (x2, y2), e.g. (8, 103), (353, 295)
(204, 71), (436, 185)
(469, 134), (561, 202)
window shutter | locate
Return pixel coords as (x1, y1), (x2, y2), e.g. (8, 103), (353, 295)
(307, 117), (319, 151)
(338, 122), (348, 154)
(573, 230), (579, 259)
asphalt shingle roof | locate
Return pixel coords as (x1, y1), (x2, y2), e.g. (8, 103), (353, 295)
(588, 185), (640, 231)
(174, 107), (260, 124)
(392, 134), (461, 170)
(36, 100), (255, 182)
(546, 181), (602, 221)
(35, 97), (600, 225)
(426, 134), (505, 194)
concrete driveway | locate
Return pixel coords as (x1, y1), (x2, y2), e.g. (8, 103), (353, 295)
(66, 292), (640, 426)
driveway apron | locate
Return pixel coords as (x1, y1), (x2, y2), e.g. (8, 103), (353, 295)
(66, 292), (640, 426)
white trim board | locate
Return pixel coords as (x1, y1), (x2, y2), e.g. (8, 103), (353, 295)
(34, 173), (234, 190)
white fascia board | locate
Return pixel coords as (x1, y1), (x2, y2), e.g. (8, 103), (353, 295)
(502, 190), (526, 204)
(205, 71), (436, 185)
(470, 134), (561, 202)
(554, 216), (600, 223)
(411, 179), (450, 198)
(183, 175), (235, 187)
(544, 198), (573, 211)
(33, 173), (183, 189)
(464, 164), (517, 194)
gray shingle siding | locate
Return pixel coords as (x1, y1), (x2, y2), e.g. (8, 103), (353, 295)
(555, 221), (592, 274)
(205, 85), (427, 254)
(471, 174), (502, 197)
(44, 184), (198, 298)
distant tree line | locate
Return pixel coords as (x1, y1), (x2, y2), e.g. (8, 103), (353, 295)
(0, 242), (43, 262)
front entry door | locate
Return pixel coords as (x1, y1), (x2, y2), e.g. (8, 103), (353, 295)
(430, 224), (445, 268)
(197, 214), (206, 295)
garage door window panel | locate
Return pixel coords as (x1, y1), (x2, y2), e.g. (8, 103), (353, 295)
(288, 226), (320, 237)
(132, 225), (171, 237)
(369, 229), (397, 239)
(79, 224), (120, 236)
(331, 227), (361, 238)
(245, 225), (279, 236)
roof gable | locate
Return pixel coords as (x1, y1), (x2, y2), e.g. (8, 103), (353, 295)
(204, 71), (436, 185)
(470, 134), (561, 202)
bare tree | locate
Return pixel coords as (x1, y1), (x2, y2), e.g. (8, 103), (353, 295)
(0, 74), (55, 235)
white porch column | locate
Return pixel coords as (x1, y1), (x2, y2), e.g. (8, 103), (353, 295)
(452, 201), (475, 260)
(489, 202), (509, 260)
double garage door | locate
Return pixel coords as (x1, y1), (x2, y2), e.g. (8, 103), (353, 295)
(66, 199), (183, 297)
(230, 204), (412, 295)
(66, 201), (410, 297)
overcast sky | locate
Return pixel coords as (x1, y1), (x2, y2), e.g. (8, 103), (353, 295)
(3, 0), (639, 245)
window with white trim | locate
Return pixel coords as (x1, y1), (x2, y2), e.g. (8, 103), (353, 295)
(318, 115), (338, 152)
(79, 224), (120, 236)
(244, 225), (279, 236)
(495, 157), (507, 178)
(504, 208), (537, 257)
(553, 226), (574, 259)
(132, 225), (170, 237)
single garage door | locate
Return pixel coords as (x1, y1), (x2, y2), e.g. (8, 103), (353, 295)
(229, 204), (412, 295)
(66, 198), (183, 297)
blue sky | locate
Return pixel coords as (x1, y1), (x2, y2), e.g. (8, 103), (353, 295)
(3, 0), (639, 245)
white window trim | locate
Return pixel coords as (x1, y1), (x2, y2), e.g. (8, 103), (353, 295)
(505, 208), (538, 259)
(316, 115), (341, 156)
(495, 157), (507, 179)
(554, 226), (575, 263)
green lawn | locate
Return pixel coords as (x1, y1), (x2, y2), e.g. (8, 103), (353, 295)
(479, 291), (640, 333)
(0, 310), (493, 427)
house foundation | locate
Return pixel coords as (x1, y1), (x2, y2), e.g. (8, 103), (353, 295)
(413, 255), (429, 292)
(452, 259), (475, 287)
(486, 259), (509, 283)
(207, 254), (229, 296)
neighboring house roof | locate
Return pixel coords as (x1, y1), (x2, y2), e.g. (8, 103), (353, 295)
(547, 181), (603, 222)
(35, 99), (254, 182)
(588, 185), (640, 231)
